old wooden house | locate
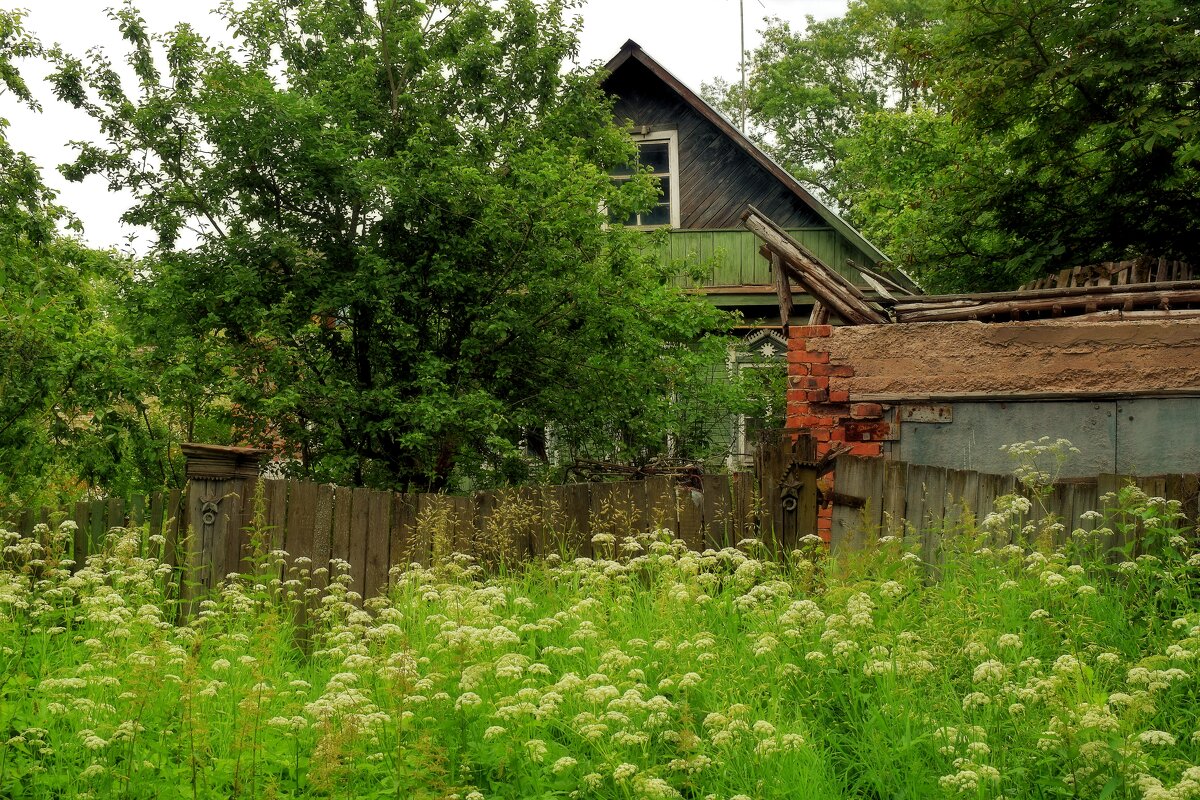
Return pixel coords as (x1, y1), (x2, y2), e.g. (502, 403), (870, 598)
(601, 40), (904, 465)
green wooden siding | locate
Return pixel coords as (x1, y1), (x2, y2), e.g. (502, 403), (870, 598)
(657, 228), (875, 288)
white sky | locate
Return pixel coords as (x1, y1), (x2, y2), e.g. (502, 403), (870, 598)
(2, 0), (847, 252)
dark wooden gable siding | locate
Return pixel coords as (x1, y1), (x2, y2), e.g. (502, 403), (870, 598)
(605, 59), (824, 230)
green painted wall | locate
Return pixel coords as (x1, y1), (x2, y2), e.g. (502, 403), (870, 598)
(657, 228), (876, 289)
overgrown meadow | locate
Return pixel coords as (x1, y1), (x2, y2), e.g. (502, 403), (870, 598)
(1, 482), (1198, 799)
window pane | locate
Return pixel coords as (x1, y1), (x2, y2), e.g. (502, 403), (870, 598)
(639, 141), (670, 173)
(656, 176), (670, 202)
(611, 162), (635, 178)
(642, 203), (670, 226)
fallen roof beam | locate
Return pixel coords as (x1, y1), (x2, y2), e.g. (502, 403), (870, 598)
(743, 206), (889, 325)
(758, 245), (886, 325)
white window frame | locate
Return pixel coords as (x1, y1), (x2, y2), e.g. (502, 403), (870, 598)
(614, 129), (681, 230)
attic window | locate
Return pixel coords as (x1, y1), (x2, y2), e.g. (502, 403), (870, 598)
(611, 130), (681, 229)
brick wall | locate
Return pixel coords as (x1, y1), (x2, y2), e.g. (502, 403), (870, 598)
(786, 325), (892, 540)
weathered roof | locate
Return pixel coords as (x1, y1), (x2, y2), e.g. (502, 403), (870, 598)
(603, 40), (889, 266)
(744, 211), (1200, 326)
(1018, 257), (1196, 292)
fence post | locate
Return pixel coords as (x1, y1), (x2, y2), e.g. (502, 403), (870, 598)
(180, 443), (268, 616)
(757, 432), (819, 553)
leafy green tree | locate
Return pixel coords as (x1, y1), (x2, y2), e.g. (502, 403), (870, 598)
(50, 0), (741, 491)
(735, 0), (1200, 291)
(0, 10), (169, 503)
(737, 0), (942, 201)
(936, 0), (1200, 279)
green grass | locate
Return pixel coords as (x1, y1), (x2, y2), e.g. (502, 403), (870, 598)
(0, 484), (1198, 799)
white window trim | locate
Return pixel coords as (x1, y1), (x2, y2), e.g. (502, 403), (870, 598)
(627, 129), (681, 230)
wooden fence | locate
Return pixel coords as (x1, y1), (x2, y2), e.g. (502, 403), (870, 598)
(0, 474), (776, 601)
(0, 490), (188, 571)
(5, 449), (1198, 604)
(830, 456), (1200, 557)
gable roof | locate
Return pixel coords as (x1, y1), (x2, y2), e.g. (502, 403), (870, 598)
(603, 40), (889, 265)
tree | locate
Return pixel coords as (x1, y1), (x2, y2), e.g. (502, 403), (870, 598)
(936, 0), (1200, 278)
(735, 0), (942, 202)
(732, 0), (1200, 291)
(50, 0), (741, 491)
(0, 10), (179, 503)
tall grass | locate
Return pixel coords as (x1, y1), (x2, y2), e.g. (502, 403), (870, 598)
(0, 483), (1197, 799)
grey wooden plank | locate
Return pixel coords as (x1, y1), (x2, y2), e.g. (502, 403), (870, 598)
(149, 492), (164, 559)
(702, 474), (730, 550)
(475, 489), (500, 563)
(1097, 474), (1127, 559)
(921, 465), (948, 571)
(677, 483), (704, 552)
(284, 481), (318, 583)
(348, 487), (372, 598)
(264, 479), (289, 554)
(415, 494), (442, 565)
(107, 497), (125, 531)
(644, 476), (678, 540)
(904, 464), (929, 555)
(390, 492), (417, 577)
(561, 484), (591, 558)
(363, 490), (391, 600)
(237, 477), (261, 573)
(311, 483), (335, 591)
(625, 480), (649, 536)
(332, 486), (355, 576)
(72, 500), (90, 570)
(881, 460), (908, 539)
(589, 483), (620, 556)
(164, 488), (183, 570)
(89, 499), (106, 552)
(221, 481), (244, 580)
(451, 495), (472, 558)
(830, 456), (883, 554)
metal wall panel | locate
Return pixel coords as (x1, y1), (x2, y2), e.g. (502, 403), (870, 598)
(898, 402), (1118, 477)
(1116, 399), (1200, 474)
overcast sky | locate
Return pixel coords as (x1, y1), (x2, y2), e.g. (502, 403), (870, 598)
(2, 0), (847, 252)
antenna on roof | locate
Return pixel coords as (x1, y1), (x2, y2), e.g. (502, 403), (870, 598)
(737, 0), (766, 133)
(740, 0), (746, 132)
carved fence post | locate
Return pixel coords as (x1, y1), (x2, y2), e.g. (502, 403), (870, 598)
(180, 443), (267, 616)
(757, 432), (819, 554)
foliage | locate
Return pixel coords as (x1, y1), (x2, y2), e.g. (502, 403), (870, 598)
(47, 0), (744, 492)
(936, 0), (1200, 280)
(1, 480), (1198, 798)
(734, 0), (941, 199)
(0, 10), (184, 504)
(731, 0), (1200, 291)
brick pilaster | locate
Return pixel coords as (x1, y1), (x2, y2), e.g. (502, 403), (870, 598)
(786, 326), (890, 541)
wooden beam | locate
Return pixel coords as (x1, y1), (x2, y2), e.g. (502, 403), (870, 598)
(894, 279), (1200, 308)
(770, 251), (794, 330)
(744, 206), (888, 325)
(896, 289), (1200, 323)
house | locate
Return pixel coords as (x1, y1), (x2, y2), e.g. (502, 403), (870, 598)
(749, 218), (1200, 539)
(601, 40), (910, 465)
